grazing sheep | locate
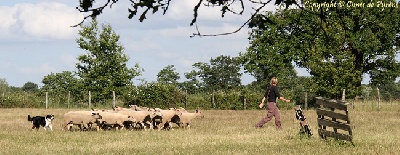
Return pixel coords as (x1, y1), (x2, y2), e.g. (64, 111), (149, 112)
(118, 109), (161, 130)
(63, 112), (102, 131)
(173, 110), (204, 129)
(154, 109), (182, 131)
(98, 112), (136, 130)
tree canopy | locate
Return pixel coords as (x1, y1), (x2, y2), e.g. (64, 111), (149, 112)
(41, 71), (81, 95)
(21, 82), (39, 92)
(185, 55), (242, 92)
(76, 19), (143, 102)
(240, 12), (297, 86)
(157, 65), (180, 84)
(246, 0), (400, 99)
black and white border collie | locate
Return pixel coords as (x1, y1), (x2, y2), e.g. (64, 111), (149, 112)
(294, 105), (312, 136)
(28, 114), (55, 131)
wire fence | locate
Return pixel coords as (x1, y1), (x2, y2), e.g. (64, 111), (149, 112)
(1, 87), (400, 110)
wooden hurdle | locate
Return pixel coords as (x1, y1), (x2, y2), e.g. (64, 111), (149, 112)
(315, 97), (353, 142)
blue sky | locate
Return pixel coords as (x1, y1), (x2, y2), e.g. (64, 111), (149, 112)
(1, 0), (397, 87)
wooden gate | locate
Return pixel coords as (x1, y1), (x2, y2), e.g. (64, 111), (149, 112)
(316, 97), (353, 142)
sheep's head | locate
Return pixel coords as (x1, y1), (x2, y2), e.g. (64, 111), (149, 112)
(175, 109), (183, 116)
(92, 113), (102, 119)
(127, 116), (137, 123)
(151, 109), (163, 118)
(195, 110), (204, 118)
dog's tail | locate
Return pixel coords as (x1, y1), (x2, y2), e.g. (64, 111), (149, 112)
(28, 115), (33, 122)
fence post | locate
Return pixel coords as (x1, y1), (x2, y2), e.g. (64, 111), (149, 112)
(212, 91), (215, 109)
(45, 92), (48, 109)
(113, 91), (116, 108)
(67, 91), (70, 108)
(243, 97), (247, 110)
(342, 89), (346, 101)
(377, 88), (380, 110)
(89, 91), (91, 109)
(185, 90), (188, 109)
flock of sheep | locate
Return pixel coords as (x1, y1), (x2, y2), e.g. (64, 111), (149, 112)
(63, 105), (204, 131)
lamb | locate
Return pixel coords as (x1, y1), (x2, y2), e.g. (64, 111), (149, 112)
(117, 109), (161, 130)
(98, 112), (136, 130)
(63, 111), (102, 131)
(173, 110), (204, 129)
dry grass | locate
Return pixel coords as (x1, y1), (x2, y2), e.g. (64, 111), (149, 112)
(1, 103), (399, 155)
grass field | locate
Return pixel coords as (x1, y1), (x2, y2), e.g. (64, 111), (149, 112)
(0, 103), (399, 155)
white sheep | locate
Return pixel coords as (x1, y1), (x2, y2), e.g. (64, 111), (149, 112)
(63, 111), (102, 131)
(154, 109), (182, 131)
(98, 112), (136, 130)
(117, 109), (161, 130)
(173, 109), (204, 129)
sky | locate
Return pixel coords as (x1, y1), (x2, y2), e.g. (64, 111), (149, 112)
(0, 0), (284, 87)
(1, 0), (394, 88)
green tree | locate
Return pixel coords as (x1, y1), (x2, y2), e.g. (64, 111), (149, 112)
(41, 71), (82, 95)
(186, 55), (242, 92)
(124, 82), (184, 108)
(247, 0), (400, 99)
(76, 19), (142, 103)
(209, 55), (242, 90)
(22, 81), (39, 92)
(41, 71), (84, 106)
(181, 70), (203, 94)
(157, 65), (180, 84)
(240, 12), (297, 88)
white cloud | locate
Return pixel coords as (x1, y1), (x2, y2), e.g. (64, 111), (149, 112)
(0, 2), (83, 40)
(0, 6), (17, 37)
(18, 63), (56, 75)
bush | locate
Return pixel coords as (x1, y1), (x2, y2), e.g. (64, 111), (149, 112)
(123, 83), (185, 109)
(0, 92), (43, 108)
(185, 93), (211, 110)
